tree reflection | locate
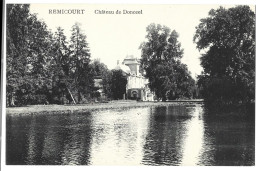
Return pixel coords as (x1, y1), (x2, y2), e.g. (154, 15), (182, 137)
(6, 111), (93, 165)
(201, 106), (255, 166)
(6, 105), (255, 166)
(141, 105), (190, 165)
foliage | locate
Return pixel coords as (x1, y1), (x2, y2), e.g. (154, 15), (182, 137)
(194, 5), (255, 105)
(6, 5), (95, 106)
(68, 22), (92, 103)
(140, 23), (195, 101)
(111, 69), (127, 100)
(48, 27), (72, 104)
(91, 59), (113, 98)
(6, 4), (53, 106)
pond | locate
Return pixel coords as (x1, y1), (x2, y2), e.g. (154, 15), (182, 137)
(6, 104), (255, 165)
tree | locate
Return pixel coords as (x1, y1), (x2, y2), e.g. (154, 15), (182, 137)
(101, 70), (113, 99)
(49, 27), (72, 104)
(25, 13), (53, 105)
(6, 6), (96, 106)
(6, 4), (30, 106)
(165, 61), (196, 100)
(194, 6), (255, 105)
(91, 59), (113, 98)
(140, 23), (195, 101)
(92, 59), (108, 76)
(111, 69), (127, 100)
(6, 4), (53, 106)
(69, 22), (92, 103)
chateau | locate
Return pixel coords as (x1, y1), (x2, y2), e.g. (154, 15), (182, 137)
(114, 55), (154, 101)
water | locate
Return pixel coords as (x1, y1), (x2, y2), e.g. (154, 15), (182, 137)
(6, 104), (255, 165)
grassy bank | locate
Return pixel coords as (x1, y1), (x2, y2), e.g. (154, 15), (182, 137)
(6, 101), (201, 115)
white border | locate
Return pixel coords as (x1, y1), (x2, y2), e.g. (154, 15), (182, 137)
(1, 0), (258, 171)
(3, 0), (258, 4)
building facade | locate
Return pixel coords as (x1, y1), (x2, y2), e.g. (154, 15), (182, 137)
(115, 55), (154, 101)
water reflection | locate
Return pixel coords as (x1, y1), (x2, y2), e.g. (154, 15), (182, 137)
(180, 106), (207, 165)
(6, 104), (254, 165)
(88, 108), (151, 165)
(141, 106), (189, 165)
(59, 114), (92, 165)
(26, 116), (38, 164)
(201, 107), (255, 166)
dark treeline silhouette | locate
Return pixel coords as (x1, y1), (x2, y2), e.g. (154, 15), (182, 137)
(7, 5), (254, 107)
(194, 5), (255, 107)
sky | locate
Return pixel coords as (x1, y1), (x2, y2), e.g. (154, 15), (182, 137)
(29, 3), (255, 78)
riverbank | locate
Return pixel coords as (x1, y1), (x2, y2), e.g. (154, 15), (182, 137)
(6, 100), (203, 115)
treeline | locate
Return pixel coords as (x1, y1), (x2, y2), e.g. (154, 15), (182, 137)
(6, 4), (199, 107)
(7, 5), (254, 107)
(193, 5), (255, 106)
(6, 4), (127, 106)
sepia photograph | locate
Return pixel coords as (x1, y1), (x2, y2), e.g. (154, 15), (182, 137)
(1, 0), (257, 168)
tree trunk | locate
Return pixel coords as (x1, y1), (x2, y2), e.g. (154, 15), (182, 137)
(67, 87), (76, 104)
(9, 92), (15, 106)
(162, 95), (167, 102)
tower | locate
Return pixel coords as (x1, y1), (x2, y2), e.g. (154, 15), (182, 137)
(122, 55), (140, 75)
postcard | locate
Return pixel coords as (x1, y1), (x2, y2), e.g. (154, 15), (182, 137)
(1, 0), (257, 170)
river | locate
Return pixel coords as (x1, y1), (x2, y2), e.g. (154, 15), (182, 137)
(6, 104), (255, 165)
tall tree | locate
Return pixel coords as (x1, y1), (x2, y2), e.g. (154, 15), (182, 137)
(25, 13), (53, 104)
(140, 23), (194, 101)
(194, 6), (255, 104)
(6, 4), (30, 106)
(69, 22), (92, 103)
(6, 4), (53, 106)
(49, 27), (72, 104)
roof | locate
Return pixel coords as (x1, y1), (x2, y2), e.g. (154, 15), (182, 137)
(123, 55), (139, 65)
(125, 55), (135, 59)
(114, 64), (131, 74)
